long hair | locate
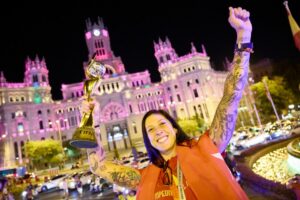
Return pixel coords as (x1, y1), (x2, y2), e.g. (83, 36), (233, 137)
(141, 109), (191, 169)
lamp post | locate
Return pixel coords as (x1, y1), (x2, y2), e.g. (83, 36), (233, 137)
(55, 120), (65, 168)
(247, 78), (263, 131)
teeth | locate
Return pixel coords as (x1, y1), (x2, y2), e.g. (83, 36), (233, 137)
(157, 136), (168, 143)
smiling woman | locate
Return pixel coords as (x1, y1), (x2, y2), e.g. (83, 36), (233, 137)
(85, 6), (252, 200)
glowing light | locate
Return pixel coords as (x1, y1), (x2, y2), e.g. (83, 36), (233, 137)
(93, 29), (100, 36)
(85, 31), (91, 39)
(102, 29), (108, 37)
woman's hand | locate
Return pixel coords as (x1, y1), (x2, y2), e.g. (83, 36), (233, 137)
(228, 7), (252, 43)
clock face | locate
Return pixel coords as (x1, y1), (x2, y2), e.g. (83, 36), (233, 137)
(87, 61), (106, 78)
(93, 29), (100, 36)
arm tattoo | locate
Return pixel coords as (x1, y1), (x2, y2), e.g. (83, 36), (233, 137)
(88, 145), (106, 172)
(210, 52), (250, 152)
(110, 168), (141, 188)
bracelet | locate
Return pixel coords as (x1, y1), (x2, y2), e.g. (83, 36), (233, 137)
(235, 42), (254, 53)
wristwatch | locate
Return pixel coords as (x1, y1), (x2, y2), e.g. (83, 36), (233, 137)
(235, 42), (254, 53)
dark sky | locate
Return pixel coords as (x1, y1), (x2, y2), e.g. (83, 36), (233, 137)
(0, 1), (299, 100)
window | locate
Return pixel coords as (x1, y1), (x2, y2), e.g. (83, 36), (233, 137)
(39, 120), (44, 130)
(42, 75), (46, 82)
(71, 93), (75, 98)
(21, 97), (25, 101)
(184, 69), (186, 73)
(32, 75), (38, 83)
(132, 82), (135, 87)
(193, 89), (199, 98)
(41, 137), (45, 140)
(132, 122), (137, 134)
(166, 54), (171, 61)
(20, 141), (25, 158)
(159, 57), (164, 63)
(17, 122), (24, 133)
(47, 109), (50, 114)
(141, 80), (144, 85)
(177, 94), (181, 102)
(48, 120), (52, 128)
(187, 81), (190, 87)
(14, 142), (19, 159)
(37, 110), (42, 115)
(195, 79), (199, 84)
(9, 97), (13, 102)
(116, 82), (119, 89)
(11, 113), (15, 119)
(129, 105), (133, 113)
(198, 105), (204, 118)
(170, 96), (173, 103)
(174, 85), (178, 89)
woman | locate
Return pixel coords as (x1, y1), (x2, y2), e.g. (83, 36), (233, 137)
(86, 6), (252, 200)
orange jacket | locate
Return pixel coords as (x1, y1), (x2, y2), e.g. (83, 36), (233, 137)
(136, 133), (249, 200)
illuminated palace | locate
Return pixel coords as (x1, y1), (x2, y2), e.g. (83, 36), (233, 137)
(0, 18), (228, 168)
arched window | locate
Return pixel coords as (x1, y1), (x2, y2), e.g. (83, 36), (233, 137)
(32, 75), (38, 83)
(166, 54), (171, 61)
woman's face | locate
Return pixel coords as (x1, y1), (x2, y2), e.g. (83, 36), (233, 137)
(145, 114), (177, 153)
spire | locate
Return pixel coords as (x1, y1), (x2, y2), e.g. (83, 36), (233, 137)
(158, 37), (163, 45)
(165, 37), (171, 47)
(283, 1), (300, 51)
(97, 16), (105, 29)
(35, 54), (40, 62)
(191, 42), (197, 53)
(201, 44), (207, 56)
(153, 40), (158, 51)
(85, 18), (92, 30)
(0, 71), (6, 84)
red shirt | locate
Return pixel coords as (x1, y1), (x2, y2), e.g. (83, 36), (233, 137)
(154, 156), (197, 200)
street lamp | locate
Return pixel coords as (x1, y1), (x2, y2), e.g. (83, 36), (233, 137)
(55, 119), (66, 168)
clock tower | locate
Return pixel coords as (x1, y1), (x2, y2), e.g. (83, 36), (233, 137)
(84, 17), (125, 75)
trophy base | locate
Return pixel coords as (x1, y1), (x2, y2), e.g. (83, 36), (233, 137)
(70, 126), (98, 149)
(69, 140), (98, 148)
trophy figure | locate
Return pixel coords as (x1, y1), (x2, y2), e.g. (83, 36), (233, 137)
(70, 57), (115, 148)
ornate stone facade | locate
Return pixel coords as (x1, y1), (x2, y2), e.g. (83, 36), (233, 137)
(0, 18), (227, 168)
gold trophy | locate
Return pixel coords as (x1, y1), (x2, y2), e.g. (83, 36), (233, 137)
(70, 57), (115, 148)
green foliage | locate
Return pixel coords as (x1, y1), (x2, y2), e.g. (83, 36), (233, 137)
(25, 139), (64, 165)
(177, 117), (207, 137)
(250, 76), (296, 123)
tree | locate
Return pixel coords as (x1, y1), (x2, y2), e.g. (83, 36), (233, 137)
(250, 76), (296, 123)
(177, 117), (207, 138)
(25, 139), (64, 168)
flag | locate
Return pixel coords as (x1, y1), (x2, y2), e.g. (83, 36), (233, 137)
(283, 1), (300, 51)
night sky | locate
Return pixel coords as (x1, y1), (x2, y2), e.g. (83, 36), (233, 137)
(0, 1), (299, 100)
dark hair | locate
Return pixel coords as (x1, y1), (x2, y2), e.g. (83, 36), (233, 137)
(141, 109), (191, 168)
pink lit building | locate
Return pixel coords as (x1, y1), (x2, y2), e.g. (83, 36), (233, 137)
(0, 18), (227, 168)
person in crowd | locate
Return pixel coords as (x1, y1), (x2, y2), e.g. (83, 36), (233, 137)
(287, 174), (300, 200)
